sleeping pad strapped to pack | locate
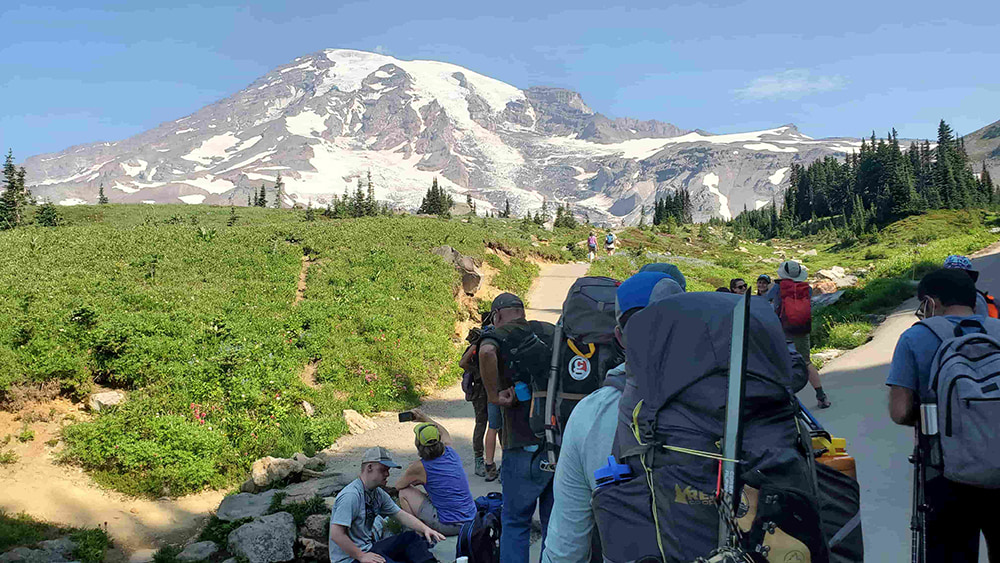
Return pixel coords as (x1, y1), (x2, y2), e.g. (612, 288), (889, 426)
(592, 292), (829, 563)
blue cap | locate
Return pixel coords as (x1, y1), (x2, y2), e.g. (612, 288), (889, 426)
(943, 255), (974, 271)
(615, 271), (671, 322)
(638, 263), (686, 291)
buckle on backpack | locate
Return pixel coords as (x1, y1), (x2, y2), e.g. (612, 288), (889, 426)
(594, 455), (633, 488)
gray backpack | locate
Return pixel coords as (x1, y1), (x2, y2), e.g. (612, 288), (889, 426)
(919, 317), (1000, 488)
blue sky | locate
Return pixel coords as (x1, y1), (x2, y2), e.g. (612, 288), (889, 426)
(3, 0), (999, 159)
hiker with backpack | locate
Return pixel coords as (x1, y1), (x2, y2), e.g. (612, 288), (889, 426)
(542, 270), (684, 563)
(886, 268), (1000, 561)
(767, 260), (831, 408)
(587, 232), (598, 262)
(942, 254), (999, 318)
(394, 410), (477, 537)
(328, 447), (445, 563)
(459, 326), (500, 481)
(604, 232), (616, 255)
(478, 292), (556, 563)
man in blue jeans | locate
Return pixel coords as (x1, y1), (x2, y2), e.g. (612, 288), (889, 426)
(479, 293), (553, 563)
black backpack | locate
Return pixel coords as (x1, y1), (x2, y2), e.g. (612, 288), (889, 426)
(456, 493), (503, 563)
(492, 320), (553, 387)
(529, 277), (623, 470)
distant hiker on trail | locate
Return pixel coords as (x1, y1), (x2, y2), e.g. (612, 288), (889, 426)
(887, 268), (1000, 561)
(604, 231), (616, 255)
(328, 446), (445, 563)
(459, 326), (499, 480)
(478, 292), (555, 563)
(756, 274), (772, 296)
(394, 410), (477, 537)
(729, 278), (748, 295)
(942, 254), (998, 318)
(543, 269), (684, 563)
(767, 260), (831, 408)
(587, 232), (598, 261)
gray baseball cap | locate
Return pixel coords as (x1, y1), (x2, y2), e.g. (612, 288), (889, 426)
(361, 446), (401, 469)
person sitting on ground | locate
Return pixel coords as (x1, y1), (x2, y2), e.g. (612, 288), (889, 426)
(329, 446), (445, 563)
(942, 254), (997, 318)
(886, 268), (1000, 560)
(730, 278), (748, 295)
(543, 269), (685, 563)
(766, 260), (831, 409)
(394, 409), (477, 537)
(756, 274), (772, 296)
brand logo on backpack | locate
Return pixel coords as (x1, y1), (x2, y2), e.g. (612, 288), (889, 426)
(568, 355), (591, 381)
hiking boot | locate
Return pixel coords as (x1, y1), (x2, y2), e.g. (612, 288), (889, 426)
(816, 393), (831, 409)
(474, 456), (486, 477)
(484, 463), (499, 482)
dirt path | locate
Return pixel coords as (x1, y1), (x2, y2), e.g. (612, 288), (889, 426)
(319, 261), (589, 560)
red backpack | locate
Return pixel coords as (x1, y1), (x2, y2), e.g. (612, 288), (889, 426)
(778, 279), (812, 335)
(980, 290), (999, 319)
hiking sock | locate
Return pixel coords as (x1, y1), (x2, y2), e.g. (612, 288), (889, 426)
(815, 386), (827, 399)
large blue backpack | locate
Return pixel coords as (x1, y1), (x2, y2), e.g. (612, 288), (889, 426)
(456, 493), (503, 563)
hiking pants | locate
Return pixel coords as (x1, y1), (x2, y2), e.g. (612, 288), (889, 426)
(500, 448), (554, 563)
(352, 530), (435, 563)
(923, 476), (1000, 561)
(472, 389), (488, 459)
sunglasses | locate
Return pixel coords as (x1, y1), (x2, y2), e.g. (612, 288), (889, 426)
(915, 297), (933, 320)
(734, 284), (748, 291)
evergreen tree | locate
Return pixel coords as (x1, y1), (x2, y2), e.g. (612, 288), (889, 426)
(98, 183), (109, 205)
(366, 171), (376, 216)
(35, 201), (62, 227)
(256, 184), (266, 207)
(227, 205), (239, 226)
(247, 193), (252, 207)
(0, 150), (31, 229)
(503, 198), (511, 218)
(272, 174), (284, 209)
(304, 201), (316, 222)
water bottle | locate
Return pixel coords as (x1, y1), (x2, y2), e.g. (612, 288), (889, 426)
(514, 381), (531, 402)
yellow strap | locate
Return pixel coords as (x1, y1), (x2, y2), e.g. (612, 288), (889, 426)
(567, 339), (595, 359)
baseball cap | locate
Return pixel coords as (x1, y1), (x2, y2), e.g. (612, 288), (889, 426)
(490, 292), (524, 313)
(638, 262), (687, 291)
(757, 274), (771, 283)
(413, 423), (441, 446)
(943, 255), (979, 282)
(615, 271), (671, 323)
(649, 277), (684, 304)
(361, 446), (401, 469)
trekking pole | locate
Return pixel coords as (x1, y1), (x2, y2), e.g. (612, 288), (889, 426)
(719, 290), (751, 548)
(909, 441), (921, 563)
(541, 320), (562, 472)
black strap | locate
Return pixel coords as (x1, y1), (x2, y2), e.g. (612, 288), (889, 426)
(955, 318), (986, 337)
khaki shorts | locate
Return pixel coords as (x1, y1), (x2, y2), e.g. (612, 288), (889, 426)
(416, 498), (467, 536)
(789, 334), (811, 362)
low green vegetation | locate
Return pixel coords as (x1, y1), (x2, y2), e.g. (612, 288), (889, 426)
(0, 511), (110, 562)
(485, 255), (540, 297)
(0, 204), (589, 497)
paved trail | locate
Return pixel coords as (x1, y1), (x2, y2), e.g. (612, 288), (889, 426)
(322, 261), (590, 560)
(801, 248), (1000, 561)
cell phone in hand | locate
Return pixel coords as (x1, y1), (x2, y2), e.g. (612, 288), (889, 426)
(398, 411), (414, 422)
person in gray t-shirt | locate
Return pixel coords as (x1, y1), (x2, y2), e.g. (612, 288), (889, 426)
(328, 446), (445, 563)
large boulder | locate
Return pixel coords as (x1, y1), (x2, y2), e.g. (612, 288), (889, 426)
(176, 541), (219, 562)
(0, 537), (77, 562)
(342, 409), (377, 435)
(216, 489), (279, 521)
(292, 452), (325, 471)
(811, 280), (839, 295)
(431, 245), (482, 295)
(299, 514), (330, 541)
(88, 391), (125, 412)
(245, 457), (304, 492)
(281, 474), (354, 505)
(227, 512), (296, 563)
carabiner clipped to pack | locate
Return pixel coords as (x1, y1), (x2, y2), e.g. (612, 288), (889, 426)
(594, 455), (633, 488)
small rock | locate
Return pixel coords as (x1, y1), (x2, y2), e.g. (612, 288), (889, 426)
(0, 547), (38, 563)
(249, 457), (304, 490)
(221, 559), (236, 563)
(835, 274), (858, 289)
(811, 280), (839, 295)
(216, 489), (279, 522)
(812, 290), (846, 310)
(301, 401), (315, 417)
(817, 268), (843, 281)
(831, 265), (846, 277)
(812, 350), (845, 363)
(227, 512), (296, 563)
(297, 538), (329, 561)
(299, 514), (330, 542)
(128, 549), (157, 563)
(88, 391), (126, 412)
(991, 227), (1000, 234)
(38, 538), (76, 558)
(176, 541), (219, 562)
(802, 249), (818, 256)
(343, 409), (377, 435)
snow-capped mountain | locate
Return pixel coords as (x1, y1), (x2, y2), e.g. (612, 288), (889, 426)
(26, 49), (873, 223)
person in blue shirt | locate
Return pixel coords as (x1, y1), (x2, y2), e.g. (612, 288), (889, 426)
(886, 268), (1000, 560)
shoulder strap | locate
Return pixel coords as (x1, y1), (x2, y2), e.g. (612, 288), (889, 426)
(916, 317), (960, 343)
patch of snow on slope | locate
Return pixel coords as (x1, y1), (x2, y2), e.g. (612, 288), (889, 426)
(769, 167), (789, 185)
(742, 143), (798, 153)
(142, 200), (156, 204)
(281, 61), (316, 73)
(755, 200), (770, 210)
(36, 159), (114, 185)
(120, 159), (147, 177)
(156, 148), (171, 152)
(58, 198), (87, 206)
(178, 195), (206, 205)
(703, 172), (731, 220)
(175, 128), (195, 134)
(181, 176), (236, 194)
(286, 110), (328, 137)
(112, 182), (139, 194)
(577, 193), (616, 212)
(575, 171), (598, 182)
(217, 151), (278, 174)
(181, 133), (241, 165)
